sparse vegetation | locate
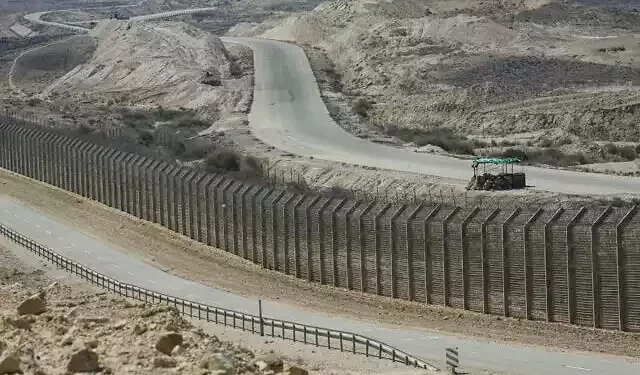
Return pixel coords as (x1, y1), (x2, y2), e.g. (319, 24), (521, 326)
(603, 143), (638, 161)
(201, 147), (263, 178)
(120, 106), (209, 130)
(384, 125), (482, 155)
(500, 147), (590, 166)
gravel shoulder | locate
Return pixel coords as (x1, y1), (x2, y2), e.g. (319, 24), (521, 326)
(2, 168), (640, 363)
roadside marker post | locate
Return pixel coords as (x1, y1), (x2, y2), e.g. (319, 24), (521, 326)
(258, 299), (264, 336)
(446, 347), (459, 374)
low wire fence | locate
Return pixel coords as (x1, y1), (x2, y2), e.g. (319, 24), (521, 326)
(0, 222), (438, 371)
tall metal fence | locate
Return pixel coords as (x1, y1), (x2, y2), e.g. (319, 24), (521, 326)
(0, 223), (436, 370)
(2, 118), (640, 333)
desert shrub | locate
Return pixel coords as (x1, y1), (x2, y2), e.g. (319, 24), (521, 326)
(618, 145), (637, 161)
(201, 148), (263, 178)
(138, 130), (154, 146)
(502, 148), (528, 160)
(604, 143), (637, 161)
(500, 148), (590, 166)
(120, 107), (208, 130)
(76, 124), (93, 134)
(538, 137), (553, 147)
(180, 143), (215, 160)
(204, 148), (241, 172)
(604, 143), (618, 155)
(169, 140), (186, 156)
(240, 155), (262, 177)
(352, 98), (372, 117)
(26, 97), (42, 107)
(385, 126), (477, 155)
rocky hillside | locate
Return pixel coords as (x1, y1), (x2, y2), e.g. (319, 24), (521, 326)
(229, 0), (640, 169)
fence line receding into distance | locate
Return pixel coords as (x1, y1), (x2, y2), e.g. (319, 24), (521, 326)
(2, 116), (640, 333)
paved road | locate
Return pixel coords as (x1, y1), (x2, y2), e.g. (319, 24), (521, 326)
(2, 196), (640, 375)
(24, 9), (640, 196)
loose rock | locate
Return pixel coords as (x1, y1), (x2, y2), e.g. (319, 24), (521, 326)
(153, 356), (177, 368)
(132, 323), (147, 335)
(199, 353), (235, 374)
(253, 354), (284, 373)
(155, 332), (183, 355)
(66, 348), (100, 373)
(171, 345), (186, 356)
(286, 365), (309, 375)
(17, 292), (46, 316)
(0, 352), (21, 374)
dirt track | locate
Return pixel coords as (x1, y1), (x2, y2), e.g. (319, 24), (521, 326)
(2, 168), (640, 362)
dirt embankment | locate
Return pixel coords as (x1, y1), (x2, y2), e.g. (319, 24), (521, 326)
(227, 0), (640, 171)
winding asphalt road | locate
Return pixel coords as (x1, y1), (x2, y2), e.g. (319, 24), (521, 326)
(2, 196), (640, 375)
(22, 8), (640, 196)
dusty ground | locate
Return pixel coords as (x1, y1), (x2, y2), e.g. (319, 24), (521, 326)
(0, 236), (433, 375)
(227, 0), (640, 173)
(2, 169), (640, 368)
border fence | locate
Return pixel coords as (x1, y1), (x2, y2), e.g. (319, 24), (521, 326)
(0, 223), (436, 370)
(2, 116), (640, 333)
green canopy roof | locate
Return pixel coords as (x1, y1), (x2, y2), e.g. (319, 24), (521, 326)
(472, 157), (521, 164)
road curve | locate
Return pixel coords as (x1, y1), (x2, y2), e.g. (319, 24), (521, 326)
(22, 9), (640, 196)
(3, 196), (640, 375)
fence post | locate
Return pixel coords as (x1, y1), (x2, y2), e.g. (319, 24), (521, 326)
(230, 182), (244, 255)
(358, 202), (377, 293)
(282, 194), (299, 275)
(331, 199), (347, 287)
(566, 207), (587, 325)
(215, 178), (233, 248)
(390, 205), (407, 299)
(544, 208), (564, 322)
(344, 201), (361, 291)
(502, 208), (520, 317)
(237, 184), (252, 256)
(191, 173), (207, 241)
(316, 198), (332, 283)
(374, 204), (393, 295)
(270, 191), (286, 270)
(615, 205), (637, 331)
(442, 206), (461, 307)
(481, 209), (500, 314)
(423, 205), (441, 304)
(461, 207), (480, 310)
(590, 206), (612, 329)
(523, 208), (543, 320)
(405, 204), (423, 301)
(292, 195), (306, 278)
